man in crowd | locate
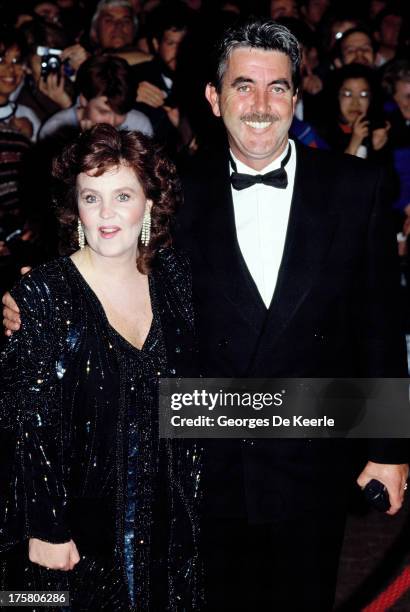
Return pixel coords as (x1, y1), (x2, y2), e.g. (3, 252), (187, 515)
(133, 4), (189, 146)
(3, 16), (409, 611)
(89, 0), (138, 52)
(336, 26), (377, 67)
(179, 18), (408, 610)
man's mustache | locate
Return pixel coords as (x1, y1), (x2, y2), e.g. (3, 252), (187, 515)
(240, 113), (278, 122)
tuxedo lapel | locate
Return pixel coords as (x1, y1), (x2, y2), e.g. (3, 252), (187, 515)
(247, 143), (338, 375)
(193, 153), (267, 330)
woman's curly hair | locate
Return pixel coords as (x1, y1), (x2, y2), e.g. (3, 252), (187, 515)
(52, 124), (181, 273)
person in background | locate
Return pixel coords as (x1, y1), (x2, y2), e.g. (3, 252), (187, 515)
(0, 123), (32, 295)
(374, 6), (404, 67)
(90, 0), (139, 52)
(382, 59), (410, 219)
(133, 4), (190, 151)
(33, 0), (62, 27)
(12, 19), (78, 126)
(317, 63), (390, 159)
(335, 26), (377, 67)
(0, 30), (40, 141)
(39, 55), (152, 140)
(300, 0), (330, 33)
(269, 0), (300, 20)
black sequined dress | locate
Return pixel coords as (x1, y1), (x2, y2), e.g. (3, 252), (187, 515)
(0, 250), (202, 611)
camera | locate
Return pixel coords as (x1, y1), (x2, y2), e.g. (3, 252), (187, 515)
(36, 45), (62, 80)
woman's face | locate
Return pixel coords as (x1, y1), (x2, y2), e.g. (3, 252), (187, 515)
(338, 77), (371, 125)
(77, 164), (151, 260)
(0, 44), (25, 103)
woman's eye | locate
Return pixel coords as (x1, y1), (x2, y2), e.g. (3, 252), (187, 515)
(84, 194), (97, 203)
(117, 192), (130, 202)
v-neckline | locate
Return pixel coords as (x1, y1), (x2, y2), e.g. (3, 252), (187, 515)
(65, 256), (155, 353)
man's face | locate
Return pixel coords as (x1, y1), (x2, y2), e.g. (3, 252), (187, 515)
(393, 80), (410, 120)
(270, 0), (299, 19)
(379, 14), (402, 49)
(156, 28), (186, 72)
(97, 6), (135, 50)
(341, 32), (375, 66)
(206, 48), (297, 171)
(81, 95), (126, 127)
(304, 0), (329, 26)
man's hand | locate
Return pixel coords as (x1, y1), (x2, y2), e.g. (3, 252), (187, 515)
(2, 266), (30, 336)
(29, 538), (80, 571)
(136, 81), (166, 108)
(357, 461), (409, 515)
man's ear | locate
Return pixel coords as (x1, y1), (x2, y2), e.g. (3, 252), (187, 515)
(205, 83), (221, 118)
(292, 89), (298, 112)
(79, 94), (88, 109)
(334, 57), (342, 69)
(152, 37), (159, 53)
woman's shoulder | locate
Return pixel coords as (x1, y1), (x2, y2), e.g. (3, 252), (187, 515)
(10, 257), (74, 312)
(154, 247), (193, 312)
(155, 247), (191, 282)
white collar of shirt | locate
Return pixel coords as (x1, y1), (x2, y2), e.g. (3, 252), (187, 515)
(230, 139), (293, 175)
(230, 139), (297, 308)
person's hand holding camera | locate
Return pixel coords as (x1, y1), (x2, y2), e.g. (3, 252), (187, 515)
(60, 44), (89, 73)
(39, 71), (72, 109)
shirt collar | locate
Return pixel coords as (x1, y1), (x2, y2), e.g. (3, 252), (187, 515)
(230, 140), (293, 176)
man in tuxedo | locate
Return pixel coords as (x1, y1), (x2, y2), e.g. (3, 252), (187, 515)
(178, 18), (409, 611)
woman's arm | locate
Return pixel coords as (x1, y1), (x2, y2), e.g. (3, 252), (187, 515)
(0, 265), (79, 569)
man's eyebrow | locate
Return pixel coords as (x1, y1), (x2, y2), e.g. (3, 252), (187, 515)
(230, 77), (291, 89)
(268, 78), (291, 89)
(230, 77), (254, 87)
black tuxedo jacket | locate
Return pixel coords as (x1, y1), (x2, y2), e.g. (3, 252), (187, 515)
(178, 142), (408, 522)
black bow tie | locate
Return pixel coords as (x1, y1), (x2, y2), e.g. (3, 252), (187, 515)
(230, 145), (291, 191)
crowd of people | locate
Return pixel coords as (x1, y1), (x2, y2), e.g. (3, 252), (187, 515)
(0, 1), (409, 611)
(0, 0), (408, 293)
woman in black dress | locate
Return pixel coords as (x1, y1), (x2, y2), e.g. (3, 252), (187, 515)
(0, 124), (202, 610)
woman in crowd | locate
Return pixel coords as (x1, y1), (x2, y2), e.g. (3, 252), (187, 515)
(0, 29), (40, 141)
(0, 124), (202, 611)
(317, 63), (390, 160)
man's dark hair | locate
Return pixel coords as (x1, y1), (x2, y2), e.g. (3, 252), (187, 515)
(151, 3), (190, 41)
(76, 55), (135, 115)
(212, 18), (301, 92)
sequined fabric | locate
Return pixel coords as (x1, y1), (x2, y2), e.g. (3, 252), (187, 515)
(0, 249), (203, 611)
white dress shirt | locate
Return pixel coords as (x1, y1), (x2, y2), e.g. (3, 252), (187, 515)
(230, 139), (296, 308)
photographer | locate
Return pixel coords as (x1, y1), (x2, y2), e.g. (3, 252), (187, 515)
(11, 19), (79, 125)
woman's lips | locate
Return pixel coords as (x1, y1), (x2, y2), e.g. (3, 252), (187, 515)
(98, 226), (121, 239)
